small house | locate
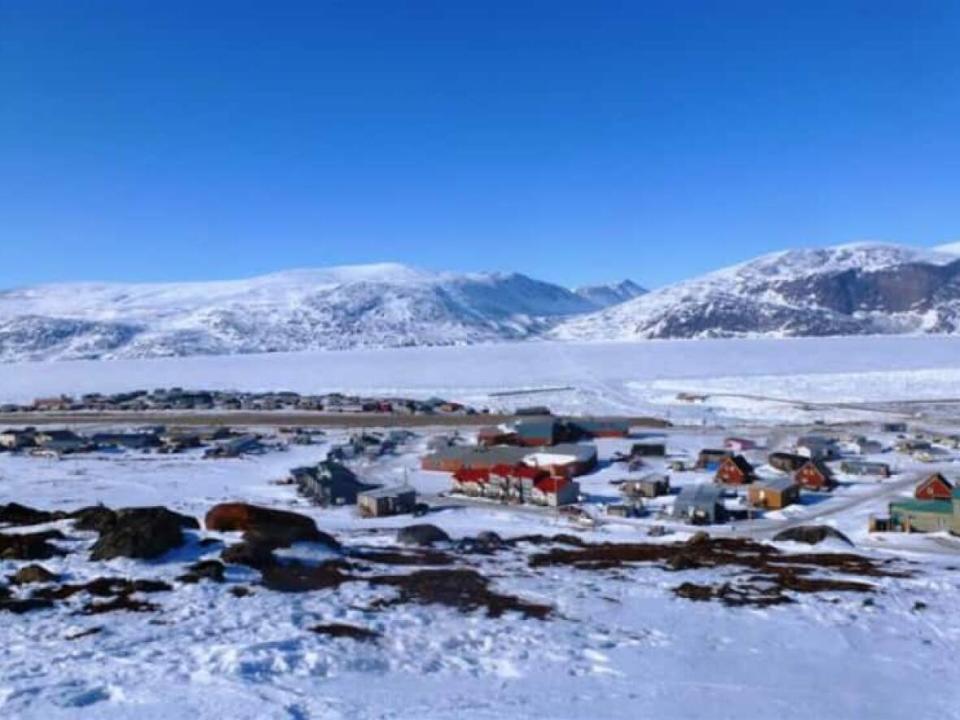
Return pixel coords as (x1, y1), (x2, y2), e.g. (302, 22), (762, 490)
(887, 492), (960, 533)
(292, 461), (378, 506)
(840, 460), (891, 478)
(606, 503), (643, 518)
(846, 436), (883, 455)
(747, 477), (799, 510)
(673, 484), (725, 525)
(630, 441), (667, 458)
(881, 422), (907, 434)
(915, 473), (953, 501)
(357, 486), (418, 518)
(724, 437), (757, 452)
(795, 460), (836, 491)
(796, 435), (839, 460)
(769, 452), (808, 473)
(620, 474), (670, 499)
(714, 455), (756, 485)
(696, 449), (733, 470)
(0, 428), (36, 450)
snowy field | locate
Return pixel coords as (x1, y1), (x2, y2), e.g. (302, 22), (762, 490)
(4, 334), (960, 423)
(3, 336), (960, 719)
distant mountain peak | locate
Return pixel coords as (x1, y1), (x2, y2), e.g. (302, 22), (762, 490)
(573, 279), (647, 308)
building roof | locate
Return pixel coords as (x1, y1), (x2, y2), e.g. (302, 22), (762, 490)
(359, 485), (416, 499)
(676, 483), (723, 503)
(755, 476), (797, 492)
(890, 499), (953, 515)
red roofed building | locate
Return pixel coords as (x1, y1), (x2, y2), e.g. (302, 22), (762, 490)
(915, 473), (953, 501)
(714, 455), (756, 485)
(795, 460), (836, 491)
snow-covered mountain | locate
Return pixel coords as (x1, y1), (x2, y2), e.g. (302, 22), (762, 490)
(573, 280), (646, 308)
(0, 264), (598, 362)
(553, 243), (960, 341)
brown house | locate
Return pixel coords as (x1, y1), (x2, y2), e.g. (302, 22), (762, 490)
(795, 460), (836, 491)
(714, 455), (756, 485)
(915, 473), (953, 501)
(747, 477), (800, 510)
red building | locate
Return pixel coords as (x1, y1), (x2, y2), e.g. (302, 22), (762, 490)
(915, 473), (953, 501)
(714, 455), (756, 485)
(794, 460), (836, 491)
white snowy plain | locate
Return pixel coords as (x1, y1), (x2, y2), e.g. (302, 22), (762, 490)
(2, 336), (960, 719)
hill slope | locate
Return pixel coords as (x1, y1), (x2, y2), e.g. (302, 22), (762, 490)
(0, 264), (597, 361)
(553, 243), (960, 341)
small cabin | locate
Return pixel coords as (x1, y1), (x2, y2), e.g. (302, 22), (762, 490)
(795, 460), (836, 491)
(714, 455), (755, 485)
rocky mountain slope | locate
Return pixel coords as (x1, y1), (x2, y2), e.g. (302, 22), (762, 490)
(0, 264), (600, 362)
(573, 280), (646, 308)
(553, 243), (960, 341)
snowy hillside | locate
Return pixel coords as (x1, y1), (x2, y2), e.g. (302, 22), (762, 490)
(573, 279), (646, 308)
(554, 243), (960, 341)
(0, 264), (598, 362)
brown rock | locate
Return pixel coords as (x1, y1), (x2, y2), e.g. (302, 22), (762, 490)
(206, 503), (338, 550)
(9, 564), (58, 585)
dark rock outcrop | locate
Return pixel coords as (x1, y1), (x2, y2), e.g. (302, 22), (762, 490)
(89, 507), (195, 560)
(9, 564), (59, 585)
(178, 559), (226, 583)
(773, 525), (853, 546)
(0, 530), (67, 560)
(0, 503), (68, 527)
(397, 524), (451, 547)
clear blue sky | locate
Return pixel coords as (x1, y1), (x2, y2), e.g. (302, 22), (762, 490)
(2, 1), (958, 289)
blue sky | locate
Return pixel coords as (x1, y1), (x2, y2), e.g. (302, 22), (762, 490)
(2, 1), (958, 289)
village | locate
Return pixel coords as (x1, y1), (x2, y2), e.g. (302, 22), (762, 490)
(3, 400), (959, 542)
(1, 389), (959, 719)
(0, 387), (476, 416)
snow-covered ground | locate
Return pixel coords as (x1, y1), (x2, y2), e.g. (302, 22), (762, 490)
(4, 336), (960, 719)
(4, 334), (960, 423)
(2, 426), (960, 719)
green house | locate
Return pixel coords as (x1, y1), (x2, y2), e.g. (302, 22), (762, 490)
(889, 487), (960, 533)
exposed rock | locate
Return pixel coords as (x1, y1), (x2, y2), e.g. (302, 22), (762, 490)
(396, 524), (451, 547)
(65, 627), (103, 641)
(458, 530), (504, 554)
(0, 598), (55, 614)
(371, 568), (551, 619)
(89, 507), (195, 560)
(31, 577), (173, 601)
(205, 503), (338, 550)
(0, 503), (68, 527)
(71, 505), (119, 533)
(310, 623), (379, 641)
(9, 564), (59, 585)
(177, 560), (226, 584)
(221, 541), (276, 570)
(259, 560), (352, 593)
(773, 526), (853, 546)
(229, 585), (252, 598)
(0, 530), (67, 560)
